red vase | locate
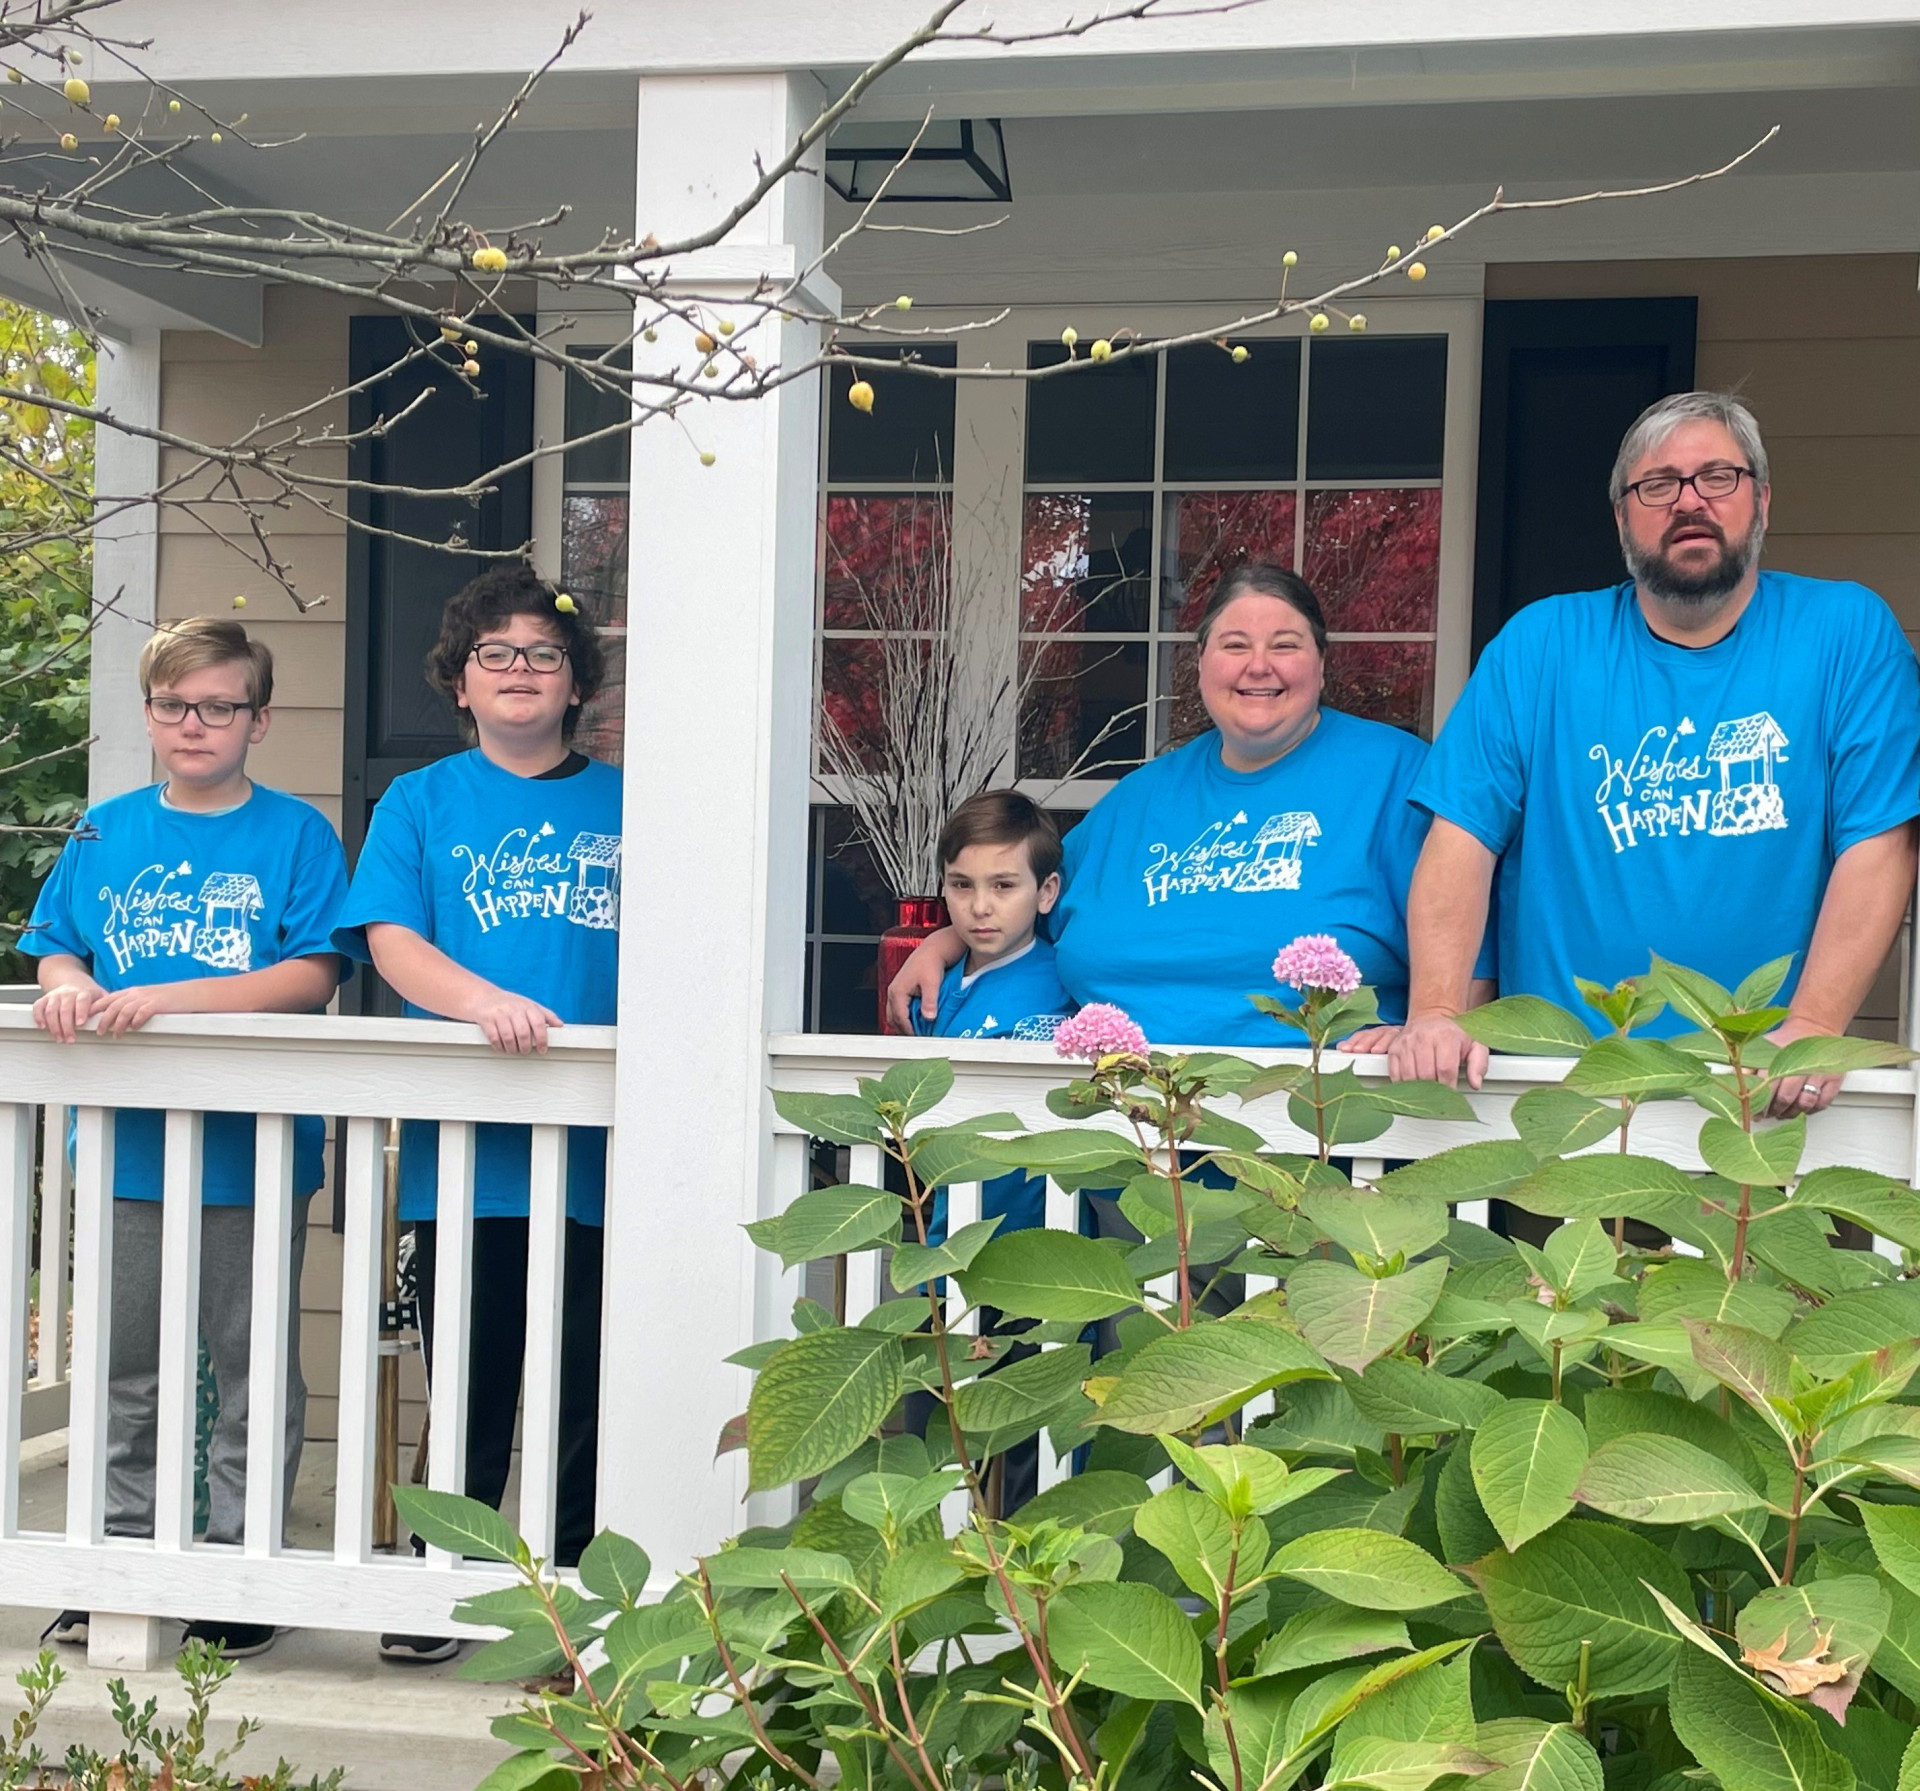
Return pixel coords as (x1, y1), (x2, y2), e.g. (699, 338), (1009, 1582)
(877, 897), (948, 1034)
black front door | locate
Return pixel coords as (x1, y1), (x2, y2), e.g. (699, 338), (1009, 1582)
(1472, 297), (1697, 656)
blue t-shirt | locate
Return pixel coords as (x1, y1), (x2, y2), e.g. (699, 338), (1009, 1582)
(20, 784), (345, 1204)
(1050, 710), (1436, 1047)
(913, 938), (1071, 1235)
(331, 750), (622, 1224)
(1412, 572), (1920, 1029)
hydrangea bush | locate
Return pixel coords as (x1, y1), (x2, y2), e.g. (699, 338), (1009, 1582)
(407, 947), (1920, 1791)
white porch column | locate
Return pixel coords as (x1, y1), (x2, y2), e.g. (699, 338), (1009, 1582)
(601, 73), (830, 1575)
(88, 328), (161, 801)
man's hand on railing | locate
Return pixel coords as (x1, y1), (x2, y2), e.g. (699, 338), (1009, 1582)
(1386, 1011), (1489, 1091)
(1764, 1012), (1844, 1118)
(32, 974), (106, 1042)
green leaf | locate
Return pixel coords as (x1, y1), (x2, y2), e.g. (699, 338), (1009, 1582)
(392, 1486), (525, 1565)
(1669, 1644), (1855, 1791)
(1376, 1141), (1539, 1205)
(1471, 1399), (1588, 1552)
(1638, 1259), (1797, 1338)
(1861, 1504), (1920, 1598)
(1205, 1679), (1300, 1791)
(1290, 1069), (1397, 1148)
(1272, 1528), (1464, 1610)
(1541, 1219), (1617, 1302)
(1047, 1580), (1204, 1708)
(1511, 1089), (1623, 1160)
(1305, 1186), (1450, 1263)
(1768, 1035), (1917, 1081)
(1575, 1433), (1768, 1524)
(1699, 1116), (1806, 1188)
(1471, 1721), (1602, 1791)
(1287, 1257), (1450, 1373)
(1649, 958), (1737, 1035)
(746, 1326), (905, 1491)
(1788, 1285), (1920, 1379)
(458, 1626), (570, 1682)
(1342, 1358), (1505, 1436)
(1362, 1080), (1479, 1121)
(841, 1467), (963, 1530)
(1457, 997), (1594, 1056)
(1134, 1483), (1247, 1602)
(974, 1129), (1144, 1176)
(771, 1089), (883, 1146)
(1507, 1152), (1699, 1223)
(1685, 1320), (1794, 1428)
(953, 1344), (1091, 1437)
(1094, 1318), (1332, 1433)
(1327, 1738), (1499, 1791)
(1254, 1606), (1414, 1676)
(1471, 1519), (1695, 1697)
(576, 1530), (651, 1609)
(1737, 1576), (1889, 1701)
(1563, 1036), (1707, 1099)
(701, 1545), (857, 1590)
(1793, 1168), (1920, 1251)
(1734, 955), (1797, 1010)
(1334, 1644), (1476, 1750)
(890, 1216), (1003, 1292)
(1008, 1470), (1153, 1538)
(1436, 1436), (1504, 1566)
(875, 1056), (954, 1118)
(909, 1128), (1014, 1187)
(1581, 1387), (1765, 1488)
(958, 1229), (1141, 1322)
(757, 1183), (902, 1267)
(604, 1601), (711, 1678)
(877, 1539), (966, 1622)
(472, 1750), (576, 1791)
(1901, 1730), (1920, 1791)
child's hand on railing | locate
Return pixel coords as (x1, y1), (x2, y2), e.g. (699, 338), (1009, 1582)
(31, 976), (106, 1043)
(464, 988), (565, 1055)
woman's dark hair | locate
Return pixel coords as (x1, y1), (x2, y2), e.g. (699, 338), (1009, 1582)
(425, 564), (607, 740)
(1194, 561), (1328, 654)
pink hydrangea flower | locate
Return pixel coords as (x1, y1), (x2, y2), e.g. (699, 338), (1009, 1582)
(1054, 1003), (1150, 1062)
(1272, 934), (1362, 997)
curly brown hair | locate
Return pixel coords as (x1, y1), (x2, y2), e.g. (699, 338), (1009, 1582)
(425, 564), (607, 741)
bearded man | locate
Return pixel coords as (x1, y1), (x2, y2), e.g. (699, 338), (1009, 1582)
(1376, 391), (1920, 1114)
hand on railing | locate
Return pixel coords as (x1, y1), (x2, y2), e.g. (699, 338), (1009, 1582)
(30, 974), (106, 1043)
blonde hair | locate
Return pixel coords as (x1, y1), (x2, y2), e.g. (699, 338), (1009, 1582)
(138, 617), (274, 710)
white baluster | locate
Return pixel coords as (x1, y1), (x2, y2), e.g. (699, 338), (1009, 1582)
(1, 1105), (31, 1537)
(333, 1116), (384, 1565)
(747, 1133), (808, 1533)
(1238, 1270), (1280, 1428)
(1044, 1175), (1075, 1236)
(245, 1114), (296, 1557)
(153, 1110), (206, 1552)
(942, 1181), (982, 1333)
(842, 1143), (884, 1325)
(520, 1125), (569, 1563)
(36, 1104), (70, 1387)
(425, 1122), (477, 1569)
(66, 1107), (115, 1544)
(1455, 1200), (1491, 1231)
(1349, 1157), (1386, 1188)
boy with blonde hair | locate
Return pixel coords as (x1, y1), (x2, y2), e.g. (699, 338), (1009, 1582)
(25, 615), (347, 1658)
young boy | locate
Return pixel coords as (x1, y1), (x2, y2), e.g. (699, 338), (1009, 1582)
(24, 616), (347, 1659)
(912, 791), (1070, 1513)
(332, 565), (619, 1664)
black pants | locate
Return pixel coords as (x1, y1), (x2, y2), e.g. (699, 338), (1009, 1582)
(411, 1217), (603, 1567)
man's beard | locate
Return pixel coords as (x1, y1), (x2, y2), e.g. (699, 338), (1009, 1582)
(1621, 511), (1765, 612)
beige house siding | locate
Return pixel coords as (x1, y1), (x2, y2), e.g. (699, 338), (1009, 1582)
(1486, 254), (1920, 1035)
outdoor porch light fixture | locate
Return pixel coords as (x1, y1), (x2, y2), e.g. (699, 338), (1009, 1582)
(825, 118), (1011, 203)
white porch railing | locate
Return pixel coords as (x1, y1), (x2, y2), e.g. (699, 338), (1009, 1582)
(2, 1009), (1915, 1648)
(0, 1007), (614, 1641)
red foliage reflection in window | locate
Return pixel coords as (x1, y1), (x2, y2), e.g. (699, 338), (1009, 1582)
(1165, 491), (1299, 631)
(1325, 640), (1435, 737)
(563, 494), (629, 765)
(822, 495), (951, 630)
(1302, 488), (1441, 633)
(1020, 493), (1153, 635)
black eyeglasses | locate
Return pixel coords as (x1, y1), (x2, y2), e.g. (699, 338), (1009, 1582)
(470, 642), (570, 674)
(146, 697), (255, 728)
(1623, 465), (1755, 508)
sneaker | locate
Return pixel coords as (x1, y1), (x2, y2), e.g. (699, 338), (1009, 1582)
(40, 1610), (88, 1647)
(379, 1632), (460, 1664)
(180, 1620), (277, 1659)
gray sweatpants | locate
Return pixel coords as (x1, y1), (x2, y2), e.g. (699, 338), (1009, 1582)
(105, 1196), (310, 1548)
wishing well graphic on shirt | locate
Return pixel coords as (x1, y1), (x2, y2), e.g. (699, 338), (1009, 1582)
(1141, 809), (1322, 905)
(450, 820), (623, 933)
(1588, 711), (1790, 854)
(98, 861), (264, 973)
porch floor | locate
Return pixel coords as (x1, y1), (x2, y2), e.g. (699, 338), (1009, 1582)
(1, 1438), (518, 1791)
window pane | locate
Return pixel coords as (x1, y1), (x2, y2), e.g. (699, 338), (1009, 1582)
(827, 345), (957, 482)
(574, 636), (625, 765)
(1306, 336), (1447, 480)
(821, 637), (931, 772)
(822, 494), (952, 630)
(816, 941), (882, 1033)
(1163, 339), (1300, 482)
(563, 494), (628, 764)
(564, 347), (633, 484)
(1302, 488), (1441, 633)
(1325, 639), (1435, 736)
(1161, 490), (1299, 631)
(1025, 342), (1156, 484)
(816, 805), (896, 929)
(1019, 638), (1148, 779)
(1156, 641), (1209, 755)
(1021, 493), (1152, 633)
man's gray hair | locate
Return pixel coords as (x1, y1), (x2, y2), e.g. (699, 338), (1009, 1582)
(1608, 391), (1770, 505)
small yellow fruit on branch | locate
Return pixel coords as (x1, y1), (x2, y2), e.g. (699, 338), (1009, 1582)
(1426, 224), (1446, 242)
(462, 358), (481, 376)
(167, 98), (180, 114)
(718, 319), (735, 335)
(642, 327), (658, 343)
(1282, 250), (1298, 268)
(1231, 345), (1250, 363)
(471, 245), (509, 273)
(1089, 339), (1112, 362)
(232, 595), (247, 609)
(103, 113), (119, 131)
(554, 593), (577, 614)
(895, 295), (912, 310)
(440, 325), (462, 343)
(62, 77), (88, 105)
(1407, 261), (1427, 282)
(1309, 313), (1330, 333)
(1061, 326), (1078, 348)
(6, 69), (22, 85)
(209, 131), (222, 145)
(1386, 245), (1401, 261)
(699, 450), (717, 466)
(847, 379), (875, 413)
(59, 132), (76, 151)
(1349, 314), (1368, 332)
(694, 331), (715, 353)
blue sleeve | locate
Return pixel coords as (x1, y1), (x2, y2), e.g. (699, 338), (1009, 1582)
(280, 810), (350, 981)
(1410, 629), (1530, 856)
(1827, 597), (1920, 856)
(331, 783), (429, 963)
(18, 827), (89, 962)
